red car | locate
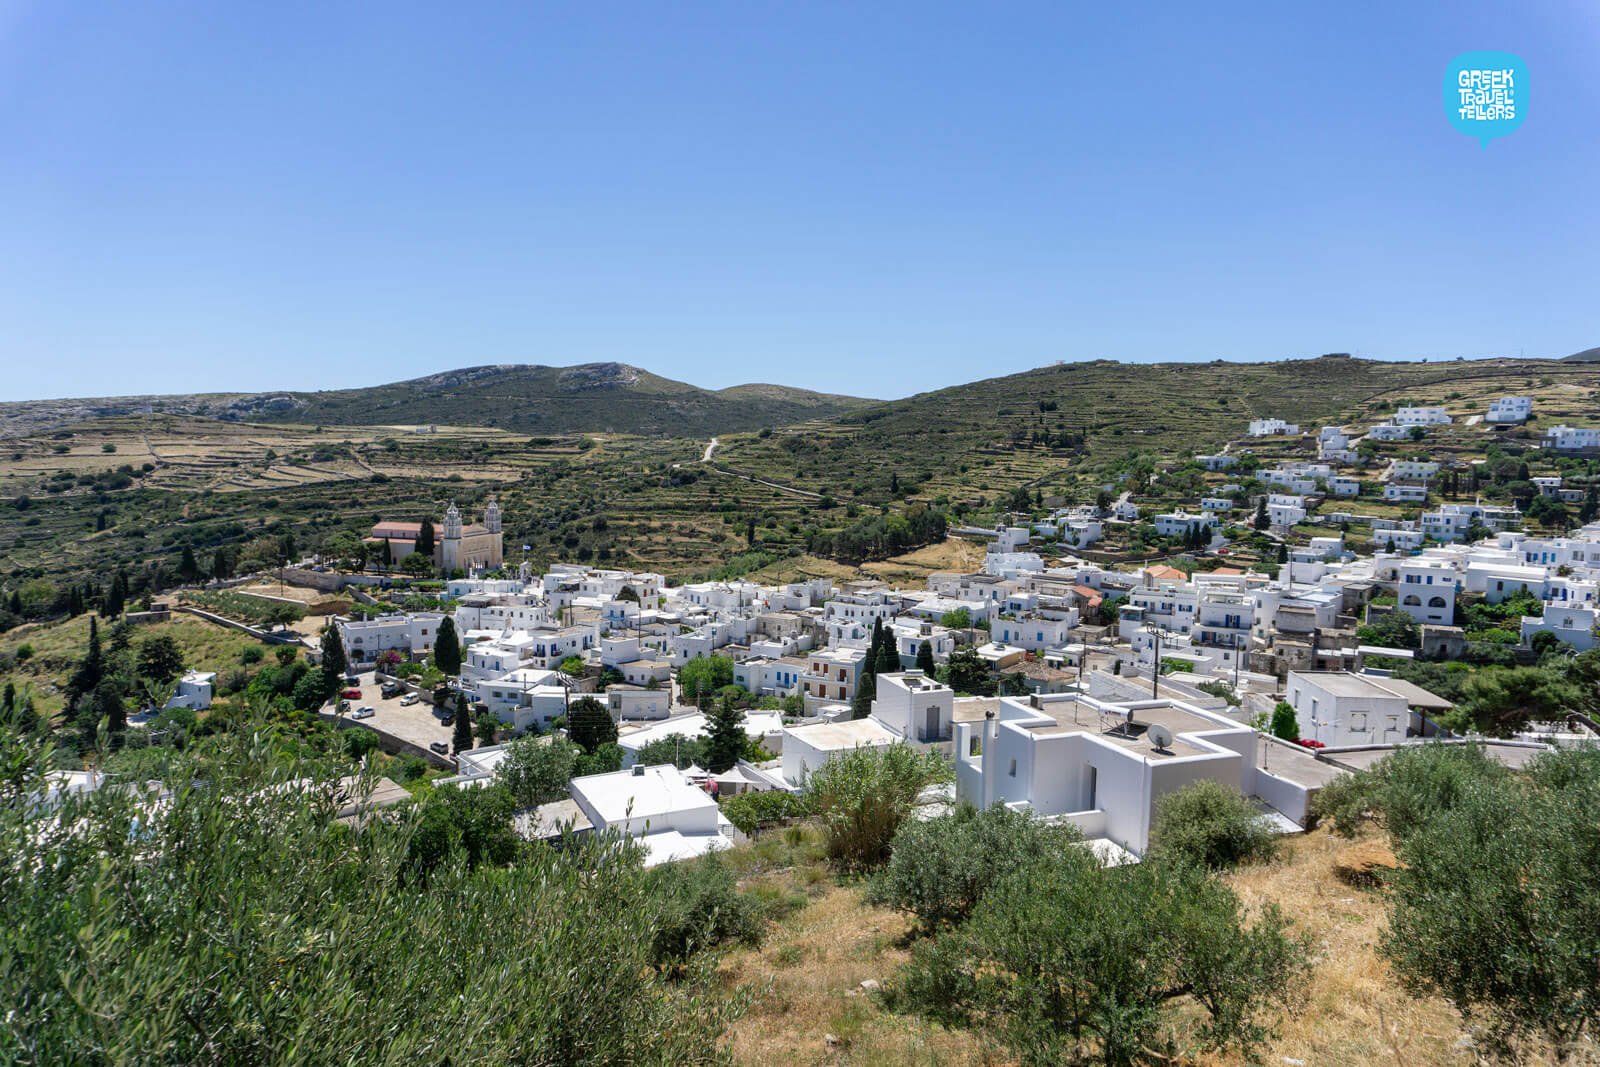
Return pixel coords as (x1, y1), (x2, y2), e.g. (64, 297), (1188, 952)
(341, 688), (362, 700)
(1295, 738), (1326, 750)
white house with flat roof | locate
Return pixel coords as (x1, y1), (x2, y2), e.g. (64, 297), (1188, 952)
(338, 613), (446, 666)
(1487, 396), (1533, 423)
(1396, 559), (1456, 624)
(1394, 406), (1451, 427)
(1383, 484), (1428, 503)
(1285, 671), (1451, 748)
(954, 692), (1331, 859)
(1248, 419), (1300, 437)
(1364, 423), (1411, 441)
(1153, 511), (1217, 539)
(1267, 494), (1308, 527)
(568, 764), (737, 867)
(1544, 425), (1600, 451)
(1520, 605), (1599, 653)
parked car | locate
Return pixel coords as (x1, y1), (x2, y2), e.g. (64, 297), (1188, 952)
(351, 706), (375, 720)
(380, 684), (401, 698)
(429, 742), (450, 755)
(399, 693), (420, 706)
(345, 674), (360, 685)
(341, 688), (362, 700)
(439, 715), (455, 727)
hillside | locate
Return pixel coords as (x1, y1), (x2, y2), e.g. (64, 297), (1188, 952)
(6, 354), (1600, 594)
(712, 355), (1600, 504)
(0, 363), (875, 439)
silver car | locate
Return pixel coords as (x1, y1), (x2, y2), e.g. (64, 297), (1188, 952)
(351, 706), (376, 720)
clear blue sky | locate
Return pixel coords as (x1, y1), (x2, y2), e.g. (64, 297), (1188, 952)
(1, 1), (1596, 402)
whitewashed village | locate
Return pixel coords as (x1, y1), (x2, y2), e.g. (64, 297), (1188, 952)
(288, 395), (1600, 868)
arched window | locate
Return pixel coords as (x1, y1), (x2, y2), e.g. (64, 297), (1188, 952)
(1402, 595), (1422, 606)
(1428, 596), (1447, 608)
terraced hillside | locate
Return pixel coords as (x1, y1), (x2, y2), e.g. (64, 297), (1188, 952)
(6, 355), (1600, 599)
(0, 364), (874, 440)
(712, 355), (1600, 504)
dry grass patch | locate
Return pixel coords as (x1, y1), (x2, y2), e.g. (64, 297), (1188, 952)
(1215, 827), (1468, 1066)
(720, 883), (998, 1066)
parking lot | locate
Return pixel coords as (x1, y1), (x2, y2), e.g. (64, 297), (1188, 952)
(334, 671), (456, 755)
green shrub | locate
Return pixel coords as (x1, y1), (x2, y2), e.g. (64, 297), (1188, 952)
(1148, 780), (1279, 870)
(891, 848), (1305, 1063)
(871, 803), (1082, 929)
(805, 744), (953, 870)
(0, 716), (743, 1063)
(719, 789), (812, 835)
(644, 854), (766, 972)
(1377, 745), (1600, 1060)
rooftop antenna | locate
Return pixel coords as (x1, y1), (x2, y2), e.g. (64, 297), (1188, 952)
(1147, 723), (1174, 753)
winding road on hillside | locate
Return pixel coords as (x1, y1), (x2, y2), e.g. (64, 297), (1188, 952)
(702, 437), (719, 462)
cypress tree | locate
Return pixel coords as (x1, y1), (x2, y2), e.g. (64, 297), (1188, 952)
(915, 639), (936, 673)
(566, 696), (617, 753)
(320, 623), (348, 696)
(875, 638), (898, 675)
(69, 617), (104, 703)
(851, 670), (876, 720)
(416, 520), (435, 559)
(178, 544), (200, 583)
(433, 617), (462, 675)
(704, 694), (747, 773)
(452, 693), (473, 754)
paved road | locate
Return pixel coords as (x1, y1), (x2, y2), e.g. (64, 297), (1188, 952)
(332, 670), (456, 754)
(702, 436), (719, 462)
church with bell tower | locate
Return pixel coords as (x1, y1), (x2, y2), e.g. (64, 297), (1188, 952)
(436, 496), (504, 574)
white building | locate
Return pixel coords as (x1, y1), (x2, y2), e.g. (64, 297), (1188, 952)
(617, 709), (785, 767)
(1520, 605), (1599, 653)
(1285, 671), (1450, 747)
(954, 693), (1329, 858)
(1394, 406), (1452, 427)
(1421, 503), (1521, 542)
(1396, 559), (1456, 625)
(1248, 419), (1300, 437)
(1385, 460), (1439, 482)
(993, 613), (1076, 653)
(1327, 476), (1360, 497)
(1364, 423), (1412, 441)
(568, 764), (738, 867)
(1153, 511), (1218, 539)
(1197, 454), (1237, 471)
(1266, 494), (1307, 527)
(606, 685), (673, 721)
(779, 717), (901, 787)
(1543, 425), (1600, 451)
(1487, 396), (1533, 423)
(338, 613), (446, 667)
(163, 671), (216, 711)
(1383, 484), (1429, 503)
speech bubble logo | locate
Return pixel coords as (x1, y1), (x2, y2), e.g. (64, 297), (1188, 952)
(1444, 51), (1527, 149)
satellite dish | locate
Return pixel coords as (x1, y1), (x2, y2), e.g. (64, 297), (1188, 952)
(1147, 723), (1174, 751)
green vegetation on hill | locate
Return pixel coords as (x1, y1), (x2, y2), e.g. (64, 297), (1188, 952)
(0, 362), (875, 440)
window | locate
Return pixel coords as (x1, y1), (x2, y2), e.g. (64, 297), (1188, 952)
(1008, 758), (1017, 778)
